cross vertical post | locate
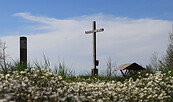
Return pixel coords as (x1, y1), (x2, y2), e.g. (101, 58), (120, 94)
(93, 21), (96, 71)
(85, 21), (104, 76)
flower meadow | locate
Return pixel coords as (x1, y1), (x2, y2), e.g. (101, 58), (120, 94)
(0, 68), (173, 102)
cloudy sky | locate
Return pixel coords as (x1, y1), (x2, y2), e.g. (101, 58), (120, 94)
(0, 0), (173, 74)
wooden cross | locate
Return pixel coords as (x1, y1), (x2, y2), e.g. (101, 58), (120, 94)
(85, 21), (104, 76)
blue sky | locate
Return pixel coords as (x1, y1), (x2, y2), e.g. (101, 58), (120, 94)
(1, 0), (173, 27)
(0, 0), (173, 74)
(1, 0), (173, 35)
(0, 0), (172, 19)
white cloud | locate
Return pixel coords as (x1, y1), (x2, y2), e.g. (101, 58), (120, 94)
(1, 13), (172, 74)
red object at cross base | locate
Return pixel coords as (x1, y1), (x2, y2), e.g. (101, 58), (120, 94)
(96, 60), (99, 66)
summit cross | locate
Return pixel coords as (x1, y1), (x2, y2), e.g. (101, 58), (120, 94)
(85, 21), (104, 76)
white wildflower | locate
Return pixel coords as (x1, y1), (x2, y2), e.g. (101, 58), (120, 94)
(20, 71), (25, 74)
(5, 74), (10, 79)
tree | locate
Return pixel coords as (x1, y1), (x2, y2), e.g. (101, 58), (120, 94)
(163, 27), (173, 72)
(148, 52), (161, 71)
(0, 40), (8, 74)
(147, 27), (173, 73)
(106, 57), (116, 76)
(164, 28), (173, 65)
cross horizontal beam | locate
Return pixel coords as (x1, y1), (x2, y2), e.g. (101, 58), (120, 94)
(85, 28), (104, 34)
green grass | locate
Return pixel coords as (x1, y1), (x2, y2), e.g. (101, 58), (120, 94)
(0, 54), (172, 83)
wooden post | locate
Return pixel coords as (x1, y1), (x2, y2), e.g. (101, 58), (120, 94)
(120, 70), (126, 77)
(85, 21), (104, 76)
(20, 36), (27, 67)
(93, 21), (97, 74)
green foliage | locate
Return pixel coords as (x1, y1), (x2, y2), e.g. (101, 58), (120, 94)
(9, 60), (28, 72)
(33, 54), (50, 70)
(32, 55), (75, 81)
(164, 31), (173, 68)
(159, 62), (173, 77)
(77, 73), (128, 83)
(0, 60), (31, 75)
(53, 61), (74, 80)
(147, 30), (173, 74)
(160, 30), (173, 73)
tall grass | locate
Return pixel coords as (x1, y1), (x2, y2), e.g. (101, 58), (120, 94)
(33, 55), (75, 81)
(53, 61), (75, 81)
(0, 54), (172, 83)
(0, 55), (75, 81)
(0, 60), (31, 74)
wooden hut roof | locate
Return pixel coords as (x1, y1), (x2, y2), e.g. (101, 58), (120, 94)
(114, 63), (145, 71)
